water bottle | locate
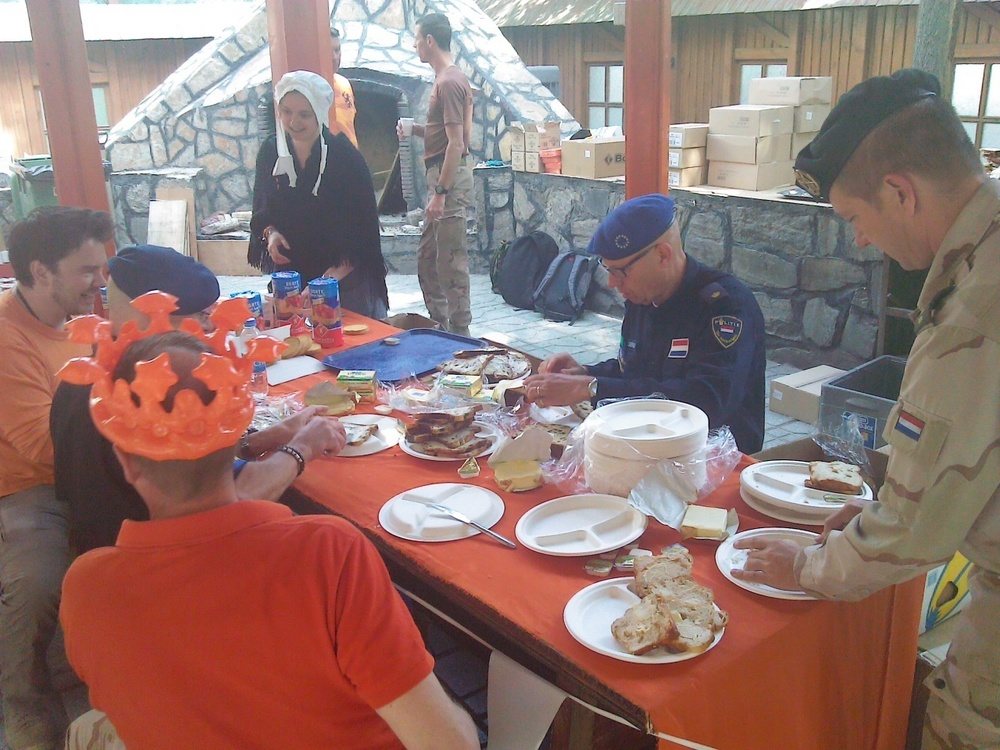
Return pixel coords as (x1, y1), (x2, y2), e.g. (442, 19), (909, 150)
(240, 318), (269, 402)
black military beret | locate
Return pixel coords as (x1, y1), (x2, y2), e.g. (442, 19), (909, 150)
(794, 68), (940, 200)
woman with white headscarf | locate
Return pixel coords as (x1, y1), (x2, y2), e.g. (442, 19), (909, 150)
(249, 70), (389, 319)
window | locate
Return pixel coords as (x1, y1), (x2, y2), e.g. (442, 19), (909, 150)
(952, 62), (1000, 149)
(35, 85), (111, 149)
(738, 63), (788, 104)
(587, 63), (623, 130)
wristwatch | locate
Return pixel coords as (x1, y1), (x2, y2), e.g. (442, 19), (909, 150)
(434, 184), (449, 195)
(588, 377), (598, 399)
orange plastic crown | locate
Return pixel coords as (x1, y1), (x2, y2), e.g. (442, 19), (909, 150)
(57, 291), (287, 460)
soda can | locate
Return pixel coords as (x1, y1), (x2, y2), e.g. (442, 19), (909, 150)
(229, 290), (264, 329)
(308, 277), (343, 348)
(99, 286), (108, 316)
(271, 271), (307, 335)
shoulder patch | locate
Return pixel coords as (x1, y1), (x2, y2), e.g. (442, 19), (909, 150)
(711, 316), (743, 348)
(700, 282), (729, 305)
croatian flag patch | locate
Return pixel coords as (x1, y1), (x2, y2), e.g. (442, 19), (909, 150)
(895, 410), (925, 442)
(668, 338), (689, 358)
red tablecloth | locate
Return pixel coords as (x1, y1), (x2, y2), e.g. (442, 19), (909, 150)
(279, 316), (923, 750)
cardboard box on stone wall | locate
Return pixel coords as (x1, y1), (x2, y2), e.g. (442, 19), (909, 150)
(709, 105), (794, 137)
(707, 134), (791, 164)
(511, 151), (525, 171)
(668, 123), (709, 149)
(668, 147), (706, 169)
(561, 137), (626, 179)
(668, 166), (706, 188)
(508, 121), (561, 153)
(792, 132), (815, 158)
(707, 160), (794, 191)
(748, 76), (833, 106)
(794, 104), (830, 133)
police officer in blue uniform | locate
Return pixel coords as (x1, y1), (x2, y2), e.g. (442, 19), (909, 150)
(524, 193), (766, 453)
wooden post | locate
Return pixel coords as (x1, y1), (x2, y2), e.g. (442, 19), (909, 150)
(624, 0), (672, 198)
(913, 0), (961, 97)
(265, 0), (336, 123)
(25, 0), (110, 214)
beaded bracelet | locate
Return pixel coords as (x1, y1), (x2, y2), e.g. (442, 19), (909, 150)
(275, 444), (306, 476)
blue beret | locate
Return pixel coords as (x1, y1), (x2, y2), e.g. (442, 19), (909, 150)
(587, 194), (675, 261)
(107, 245), (220, 315)
(794, 68), (940, 199)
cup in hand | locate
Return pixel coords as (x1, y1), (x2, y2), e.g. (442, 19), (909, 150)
(398, 117), (414, 141)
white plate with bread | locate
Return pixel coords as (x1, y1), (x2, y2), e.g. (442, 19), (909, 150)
(741, 460), (871, 518)
(379, 483), (505, 542)
(515, 494), (647, 556)
(399, 425), (499, 461)
(338, 415), (402, 457)
(564, 578), (725, 664)
(716, 528), (820, 601)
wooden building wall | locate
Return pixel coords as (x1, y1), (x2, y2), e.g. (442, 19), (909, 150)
(0, 38), (206, 160)
(501, 4), (1000, 128)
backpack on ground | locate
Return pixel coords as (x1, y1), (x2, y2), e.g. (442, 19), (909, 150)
(532, 251), (598, 324)
(492, 230), (559, 310)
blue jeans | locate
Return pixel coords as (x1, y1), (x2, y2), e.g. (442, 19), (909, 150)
(0, 486), (71, 750)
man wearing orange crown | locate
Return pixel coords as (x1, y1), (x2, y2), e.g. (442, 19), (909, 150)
(51, 244), (346, 553)
(0, 206), (113, 750)
(58, 300), (478, 750)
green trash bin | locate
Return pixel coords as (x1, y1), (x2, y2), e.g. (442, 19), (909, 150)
(9, 156), (57, 219)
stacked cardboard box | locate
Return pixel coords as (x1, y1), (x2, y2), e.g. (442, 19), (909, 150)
(509, 121), (560, 173)
(748, 77), (832, 160)
(667, 124), (708, 188)
(705, 104), (795, 191)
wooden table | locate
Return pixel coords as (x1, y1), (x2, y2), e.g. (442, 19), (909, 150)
(277, 313), (923, 750)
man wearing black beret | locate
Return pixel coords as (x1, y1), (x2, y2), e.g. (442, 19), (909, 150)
(50, 245), (346, 553)
(524, 193), (766, 453)
(735, 69), (1000, 749)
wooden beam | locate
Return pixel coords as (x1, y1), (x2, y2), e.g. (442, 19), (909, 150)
(265, 0), (335, 122)
(744, 16), (790, 49)
(734, 47), (789, 61)
(955, 42), (1000, 58)
(25, 0), (110, 214)
(624, 0), (671, 198)
(786, 13), (800, 76)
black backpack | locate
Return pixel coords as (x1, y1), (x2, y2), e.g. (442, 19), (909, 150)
(532, 251), (598, 324)
(492, 230), (559, 310)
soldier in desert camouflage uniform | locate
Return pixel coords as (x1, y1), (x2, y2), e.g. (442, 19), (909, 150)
(733, 69), (1000, 750)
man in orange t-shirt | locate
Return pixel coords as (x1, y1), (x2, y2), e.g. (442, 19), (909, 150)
(0, 206), (113, 750)
(59, 326), (478, 750)
(331, 26), (358, 147)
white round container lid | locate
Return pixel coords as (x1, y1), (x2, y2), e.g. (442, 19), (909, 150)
(583, 399), (709, 460)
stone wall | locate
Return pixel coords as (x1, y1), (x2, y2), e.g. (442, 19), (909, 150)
(472, 167), (882, 370)
(109, 168), (205, 249)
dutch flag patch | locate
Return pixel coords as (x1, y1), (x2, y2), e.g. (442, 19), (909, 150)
(668, 338), (689, 358)
(895, 410), (925, 442)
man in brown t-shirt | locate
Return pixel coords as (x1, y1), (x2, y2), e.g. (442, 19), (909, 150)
(398, 12), (474, 336)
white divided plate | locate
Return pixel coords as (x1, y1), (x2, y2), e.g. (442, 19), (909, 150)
(379, 483), (504, 542)
(399, 424), (499, 462)
(716, 528), (820, 601)
(740, 488), (824, 528)
(741, 461), (872, 516)
(564, 578), (724, 664)
(338, 415), (402, 457)
(585, 399), (709, 460)
(515, 494), (648, 556)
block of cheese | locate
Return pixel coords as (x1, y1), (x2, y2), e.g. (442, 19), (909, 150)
(493, 460), (543, 492)
(438, 373), (483, 397)
(680, 505), (729, 539)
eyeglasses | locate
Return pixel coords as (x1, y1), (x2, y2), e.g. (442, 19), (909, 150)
(600, 243), (657, 280)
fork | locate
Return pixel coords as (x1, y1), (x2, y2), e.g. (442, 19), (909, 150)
(423, 502), (517, 549)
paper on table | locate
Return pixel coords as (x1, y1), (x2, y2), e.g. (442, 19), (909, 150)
(267, 356), (325, 386)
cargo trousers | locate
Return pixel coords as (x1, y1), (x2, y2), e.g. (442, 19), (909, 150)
(0, 485), (71, 750)
(417, 162), (473, 334)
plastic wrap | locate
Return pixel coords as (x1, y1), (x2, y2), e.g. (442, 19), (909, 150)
(626, 428), (741, 526)
(813, 412), (876, 482)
